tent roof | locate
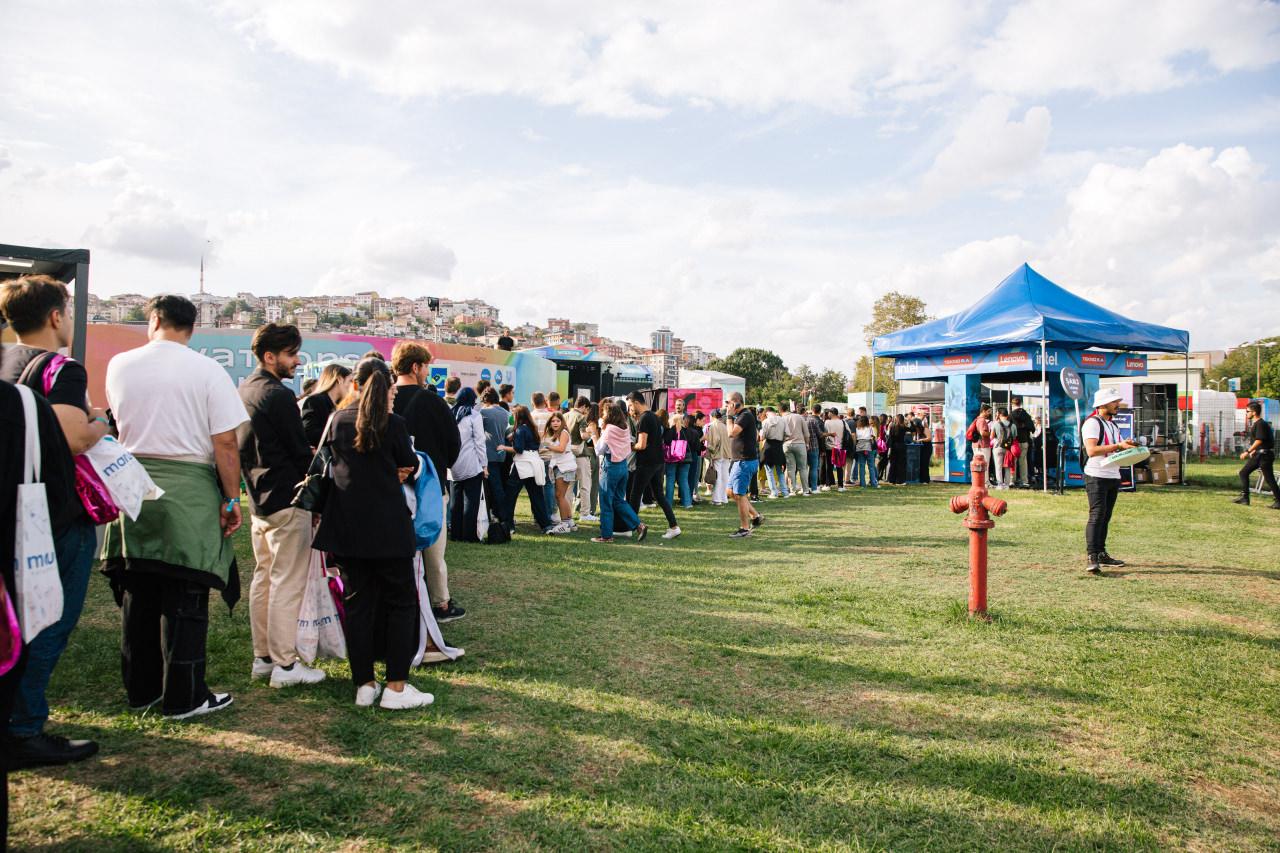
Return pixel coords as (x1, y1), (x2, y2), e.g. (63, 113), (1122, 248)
(0, 243), (90, 282)
(871, 263), (1190, 357)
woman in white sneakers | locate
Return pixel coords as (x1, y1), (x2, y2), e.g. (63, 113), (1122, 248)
(543, 411), (578, 532)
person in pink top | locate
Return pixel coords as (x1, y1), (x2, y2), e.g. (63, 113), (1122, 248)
(592, 399), (648, 544)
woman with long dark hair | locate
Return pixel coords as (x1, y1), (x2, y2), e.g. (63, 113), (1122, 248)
(312, 358), (432, 710)
(499, 404), (557, 533)
(593, 399), (647, 543)
(887, 413), (908, 485)
(449, 387), (487, 542)
(299, 362), (351, 448)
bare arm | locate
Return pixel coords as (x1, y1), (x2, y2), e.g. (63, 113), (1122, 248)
(53, 403), (110, 454)
(211, 429), (243, 537)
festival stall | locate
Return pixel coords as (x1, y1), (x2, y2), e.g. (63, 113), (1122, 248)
(0, 243), (91, 361)
(871, 264), (1191, 489)
(84, 325), (558, 407)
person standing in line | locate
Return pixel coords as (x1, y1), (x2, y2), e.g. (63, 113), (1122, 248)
(726, 393), (764, 537)
(498, 405), (557, 533)
(968, 402), (993, 474)
(1010, 397), (1035, 488)
(479, 387), (511, 528)
(1081, 388), (1137, 574)
(237, 323), (326, 689)
(100, 295), (247, 720)
(543, 411), (579, 533)
(312, 358), (433, 710)
(823, 409), (846, 491)
(781, 402), (809, 497)
(854, 415), (878, 488)
(687, 411), (706, 505)
(0, 277), (101, 767)
(443, 376), (461, 408)
(498, 383), (514, 411)
(299, 363), (351, 448)
(1235, 400), (1278, 508)
(529, 392), (557, 521)
(990, 408), (1010, 490)
(568, 397), (599, 522)
(760, 407), (789, 498)
(805, 404), (825, 494)
(886, 413), (909, 485)
(391, 342), (464, 623)
(625, 392), (682, 539)
(592, 399), (648, 544)
(876, 413), (890, 481)
(704, 408), (732, 506)
(449, 387), (488, 542)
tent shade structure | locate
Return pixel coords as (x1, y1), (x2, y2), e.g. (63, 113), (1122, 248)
(871, 264), (1189, 357)
(869, 263), (1190, 490)
(0, 243), (91, 362)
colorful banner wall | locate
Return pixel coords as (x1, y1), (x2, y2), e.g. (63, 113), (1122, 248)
(82, 325), (557, 407)
(895, 346), (1147, 380)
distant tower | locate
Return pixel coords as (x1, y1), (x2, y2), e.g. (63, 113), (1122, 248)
(199, 254), (205, 295)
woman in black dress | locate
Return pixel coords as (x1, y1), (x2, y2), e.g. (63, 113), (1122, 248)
(312, 358), (433, 711)
(887, 414), (908, 485)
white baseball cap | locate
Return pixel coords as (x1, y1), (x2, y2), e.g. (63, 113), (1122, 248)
(1092, 387), (1124, 409)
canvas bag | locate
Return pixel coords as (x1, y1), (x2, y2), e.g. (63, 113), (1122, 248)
(296, 549), (347, 664)
(664, 438), (688, 464)
(13, 384), (64, 644)
(411, 552), (464, 666)
(82, 436), (164, 521)
(22, 353), (120, 523)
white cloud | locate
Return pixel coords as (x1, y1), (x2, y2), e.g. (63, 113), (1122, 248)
(973, 0), (1280, 97)
(315, 222), (458, 296)
(921, 95), (1052, 197)
(82, 186), (210, 266)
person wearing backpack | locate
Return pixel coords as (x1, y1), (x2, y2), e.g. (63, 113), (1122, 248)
(990, 408), (1011, 490)
(1009, 397), (1035, 487)
(1081, 388), (1137, 575)
(0, 275), (104, 768)
(966, 403), (993, 477)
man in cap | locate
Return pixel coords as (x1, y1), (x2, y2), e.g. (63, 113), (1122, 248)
(1080, 387), (1137, 575)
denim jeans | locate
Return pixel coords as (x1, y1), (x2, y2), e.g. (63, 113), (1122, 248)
(855, 450), (878, 486)
(665, 461), (693, 507)
(486, 465), (510, 527)
(684, 460), (701, 504)
(599, 456), (641, 538)
(12, 520), (95, 736)
(807, 449), (821, 492)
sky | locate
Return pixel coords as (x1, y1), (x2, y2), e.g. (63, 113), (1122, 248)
(2, 0), (1278, 372)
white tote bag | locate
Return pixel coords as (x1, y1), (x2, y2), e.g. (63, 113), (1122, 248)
(14, 385), (64, 643)
(411, 552), (464, 666)
(82, 436), (164, 521)
(296, 549), (347, 664)
(476, 488), (490, 542)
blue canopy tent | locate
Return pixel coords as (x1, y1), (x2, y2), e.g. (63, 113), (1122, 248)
(871, 264), (1191, 489)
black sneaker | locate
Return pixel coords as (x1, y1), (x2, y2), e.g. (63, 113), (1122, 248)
(433, 601), (466, 623)
(1097, 552), (1125, 567)
(4, 732), (100, 770)
(1232, 495), (1250, 505)
(1270, 501), (1280, 510)
(751, 515), (763, 529)
(635, 523), (649, 543)
(730, 528), (751, 538)
(1085, 555), (1102, 575)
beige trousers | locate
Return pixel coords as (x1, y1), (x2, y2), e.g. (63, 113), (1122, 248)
(422, 500), (450, 607)
(249, 506), (314, 666)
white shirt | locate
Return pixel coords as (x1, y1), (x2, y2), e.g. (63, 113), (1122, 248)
(105, 339), (248, 464)
(451, 410), (488, 480)
(1081, 414), (1121, 479)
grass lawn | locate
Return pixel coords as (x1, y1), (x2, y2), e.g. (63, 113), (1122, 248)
(10, 459), (1280, 851)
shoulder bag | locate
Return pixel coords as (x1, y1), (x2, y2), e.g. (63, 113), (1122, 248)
(292, 412), (337, 512)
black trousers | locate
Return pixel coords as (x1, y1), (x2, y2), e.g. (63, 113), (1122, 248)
(1239, 450), (1278, 499)
(339, 555), (417, 686)
(628, 461), (678, 528)
(449, 474), (484, 542)
(119, 572), (212, 715)
(1084, 475), (1120, 556)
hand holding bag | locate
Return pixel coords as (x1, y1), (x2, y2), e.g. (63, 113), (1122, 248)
(13, 384), (64, 644)
(82, 436), (164, 521)
(296, 549), (347, 664)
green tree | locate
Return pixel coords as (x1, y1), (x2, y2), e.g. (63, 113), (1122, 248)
(125, 306), (146, 322)
(852, 291), (931, 405)
(812, 369), (849, 404)
(708, 348), (787, 403)
(455, 320), (486, 338)
(1205, 337), (1280, 399)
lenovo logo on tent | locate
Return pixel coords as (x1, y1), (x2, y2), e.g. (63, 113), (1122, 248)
(998, 352), (1029, 367)
(1081, 353), (1107, 367)
(1125, 357), (1145, 371)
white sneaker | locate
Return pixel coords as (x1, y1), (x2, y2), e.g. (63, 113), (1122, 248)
(165, 692), (233, 721)
(251, 658), (274, 680)
(616, 530), (633, 538)
(270, 661), (327, 688)
(838, 487), (847, 492)
(769, 494), (779, 500)
(580, 513), (599, 522)
(421, 648), (464, 664)
(379, 683), (435, 710)
(662, 526), (682, 540)
(355, 682), (383, 707)
(551, 512), (561, 523)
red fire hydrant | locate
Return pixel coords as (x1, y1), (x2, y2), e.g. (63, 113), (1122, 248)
(949, 455), (1008, 619)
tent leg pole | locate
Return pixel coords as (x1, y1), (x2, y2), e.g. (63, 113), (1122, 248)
(1183, 348), (1190, 486)
(1041, 339), (1048, 494)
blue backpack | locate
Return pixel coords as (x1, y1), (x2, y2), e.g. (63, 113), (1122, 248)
(411, 451), (444, 550)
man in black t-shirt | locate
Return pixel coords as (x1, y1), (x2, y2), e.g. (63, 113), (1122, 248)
(1235, 401), (1278, 508)
(625, 391), (681, 538)
(0, 275), (101, 769)
(726, 392), (763, 537)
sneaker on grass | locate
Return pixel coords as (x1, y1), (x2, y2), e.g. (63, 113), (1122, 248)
(662, 526), (682, 539)
(730, 528), (752, 538)
(355, 683), (383, 708)
(433, 601), (466, 623)
(751, 515), (764, 528)
(270, 661), (326, 688)
(165, 692), (233, 721)
(251, 657), (274, 680)
(379, 683), (434, 710)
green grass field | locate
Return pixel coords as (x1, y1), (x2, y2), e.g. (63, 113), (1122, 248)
(10, 460), (1280, 851)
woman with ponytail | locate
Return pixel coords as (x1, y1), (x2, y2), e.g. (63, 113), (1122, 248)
(312, 358), (433, 710)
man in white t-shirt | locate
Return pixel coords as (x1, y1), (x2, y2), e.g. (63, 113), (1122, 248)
(1080, 387), (1136, 575)
(101, 295), (248, 720)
